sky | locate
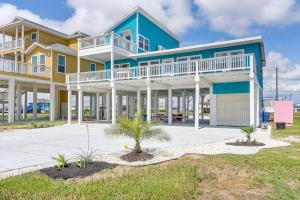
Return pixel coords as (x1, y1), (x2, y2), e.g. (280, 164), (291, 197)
(1, 0), (300, 102)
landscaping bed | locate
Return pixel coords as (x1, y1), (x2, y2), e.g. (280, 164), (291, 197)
(40, 161), (116, 179)
(226, 139), (265, 146)
(120, 151), (154, 162)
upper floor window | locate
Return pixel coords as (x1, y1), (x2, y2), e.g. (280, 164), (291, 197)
(139, 60), (160, 66)
(177, 55), (202, 62)
(90, 63), (96, 71)
(57, 54), (66, 73)
(215, 50), (244, 57)
(139, 35), (149, 52)
(32, 54), (46, 73)
(31, 32), (37, 42)
(114, 63), (130, 69)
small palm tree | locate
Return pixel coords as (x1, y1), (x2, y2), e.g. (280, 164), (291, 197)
(242, 126), (254, 142)
(105, 117), (171, 153)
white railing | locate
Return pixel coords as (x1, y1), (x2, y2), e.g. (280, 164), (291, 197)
(0, 58), (49, 76)
(67, 54), (255, 84)
(0, 39), (23, 52)
(79, 33), (137, 53)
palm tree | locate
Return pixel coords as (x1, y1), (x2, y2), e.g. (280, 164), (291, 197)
(105, 117), (171, 153)
(242, 126), (254, 142)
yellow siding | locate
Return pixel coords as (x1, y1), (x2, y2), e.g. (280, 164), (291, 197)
(0, 71), (50, 81)
(39, 30), (68, 46)
(60, 90), (68, 103)
(26, 46), (51, 79)
(68, 38), (78, 50)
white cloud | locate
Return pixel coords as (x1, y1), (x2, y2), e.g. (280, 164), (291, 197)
(264, 51), (300, 92)
(194, 0), (300, 36)
(0, 1), (196, 36)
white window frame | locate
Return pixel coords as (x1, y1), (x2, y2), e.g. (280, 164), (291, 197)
(31, 32), (37, 42)
(162, 58), (174, 63)
(57, 54), (66, 74)
(89, 62), (96, 71)
(114, 63), (130, 69)
(139, 60), (160, 66)
(214, 49), (244, 57)
(176, 54), (202, 62)
(138, 34), (150, 52)
(32, 53), (46, 73)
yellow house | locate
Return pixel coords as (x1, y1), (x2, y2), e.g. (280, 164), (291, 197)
(0, 16), (104, 123)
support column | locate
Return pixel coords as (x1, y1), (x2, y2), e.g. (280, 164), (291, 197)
(32, 86), (37, 121)
(78, 89), (83, 125)
(125, 95), (129, 118)
(96, 92), (100, 121)
(209, 84), (217, 126)
(177, 96), (180, 114)
(250, 72), (255, 127)
(16, 84), (22, 120)
(187, 96), (190, 119)
(146, 81), (151, 122)
(111, 84), (116, 124)
(8, 79), (15, 123)
(195, 75), (200, 130)
(23, 91), (27, 120)
(50, 84), (56, 122)
(89, 95), (93, 118)
(137, 89), (141, 117)
(68, 89), (72, 124)
(201, 95), (204, 121)
(106, 92), (111, 122)
(182, 90), (186, 122)
(153, 91), (157, 116)
(256, 85), (260, 127)
(117, 95), (122, 119)
(168, 88), (172, 125)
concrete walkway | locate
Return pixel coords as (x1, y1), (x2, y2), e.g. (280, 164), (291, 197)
(0, 124), (243, 172)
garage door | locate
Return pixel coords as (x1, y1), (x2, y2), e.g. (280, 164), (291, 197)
(216, 94), (249, 126)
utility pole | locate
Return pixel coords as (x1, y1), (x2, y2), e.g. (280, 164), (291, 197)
(275, 67), (278, 101)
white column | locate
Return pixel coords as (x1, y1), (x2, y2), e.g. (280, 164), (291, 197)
(77, 47), (81, 90)
(50, 84), (56, 122)
(187, 96), (190, 119)
(137, 89), (141, 116)
(177, 96), (180, 114)
(33, 86), (37, 121)
(195, 76), (200, 130)
(8, 79), (15, 123)
(67, 89), (72, 124)
(153, 91), (157, 116)
(89, 95), (93, 118)
(182, 90), (186, 122)
(16, 84), (22, 120)
(209, 84), (217, 126)
(106, 92), (111, 122)
(96, 92), (100, 121)
(249, 72), (255, 127)
(23, 91), (27, 119)
(256, 85), (260, 127)
(201, 95), (204, 121)
(168, 88), (172, 125)
(15, 26), (18, 42)
(126, 95), (129, 118)
(117, 95), (122, 119)
(146, 81), (151, 122)
(21, 24), (24, 50)
(111, 84), (116, 124)
(78, 89), (83, 125)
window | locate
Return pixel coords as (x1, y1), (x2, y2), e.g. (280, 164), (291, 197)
(139, 60), (160, 66)
(32, 54), (45, 73)
(90, 63), (96, 71)
(138, 35), (150, 52)
(114, 63), (130, 69)
(31, 32), (37, 42)
(177, 55), (202, 62)
(162, 58), (174, 63)
(57, 55), (66, 73)
(39, 54), (46, 72)
(215, 49), (244, 57)
(177, 57), (188, 62)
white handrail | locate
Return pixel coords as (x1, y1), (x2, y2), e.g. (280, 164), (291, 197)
(0, 39), (23, 52)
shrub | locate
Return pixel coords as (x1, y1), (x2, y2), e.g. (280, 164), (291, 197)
(52, 154), (68, 170)
(241, 126), (255, 142)
(76, 149), (97, 169)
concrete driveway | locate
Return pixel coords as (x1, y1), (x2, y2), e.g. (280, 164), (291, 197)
(0, 124), (243, 172)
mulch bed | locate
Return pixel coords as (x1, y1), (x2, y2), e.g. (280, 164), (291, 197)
(40, 161), (117, 180)
(226, 140), (265, 147)
(120, 151), (154, 162)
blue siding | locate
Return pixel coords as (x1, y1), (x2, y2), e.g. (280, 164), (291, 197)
(113, 13), (137, 43)
(213, 81), (250, 94)
(138, 13), (179, 51)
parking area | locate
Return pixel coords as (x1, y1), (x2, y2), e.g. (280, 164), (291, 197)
(0, 124), (243, 171)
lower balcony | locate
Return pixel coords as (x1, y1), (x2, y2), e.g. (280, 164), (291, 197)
(67, 54), (255, 84)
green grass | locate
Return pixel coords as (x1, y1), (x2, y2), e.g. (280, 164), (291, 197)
(0, 120), (66, 132)
(272, 112), (300, 138)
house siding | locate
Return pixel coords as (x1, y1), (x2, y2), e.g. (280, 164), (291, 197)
(213, 81), (250, 94)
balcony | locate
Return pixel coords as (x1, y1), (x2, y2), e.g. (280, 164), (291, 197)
(67, 54), (255, 84)
(0, 39), (23, 52)
(0, 58), (50, 78)
(78, 33), (138, 60)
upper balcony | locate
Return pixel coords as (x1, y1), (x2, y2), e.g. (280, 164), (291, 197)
(0, 39), (23, 52)
(78, 33), (138, 61)
(0, 58), (50, 79)
(67, 54), (255, 85)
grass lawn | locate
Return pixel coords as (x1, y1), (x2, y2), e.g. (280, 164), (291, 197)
(0, 120), (66, 132)
(0, 117), (300, 199)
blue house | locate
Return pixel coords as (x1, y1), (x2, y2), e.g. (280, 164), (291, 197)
(68, 6), (265, 128)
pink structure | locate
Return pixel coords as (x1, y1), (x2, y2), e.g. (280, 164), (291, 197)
(274, 101), (294, 125)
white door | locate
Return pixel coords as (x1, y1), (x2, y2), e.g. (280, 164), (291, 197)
(216, 94), (249, 126)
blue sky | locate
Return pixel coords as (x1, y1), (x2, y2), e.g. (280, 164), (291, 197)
(1, 0), (300, 102)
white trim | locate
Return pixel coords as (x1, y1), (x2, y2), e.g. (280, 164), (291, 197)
(214, 49), (245, 57)
(139, 59), (160, 66)
(176, 54), (202, 62)
(89, 62), (97, 71)
(31, 31), (37, 42)
(57, 54), (66, 74)
(136, 12), (139, 48)
(138, 34), (150, 52)
(31, 53), (46, 73)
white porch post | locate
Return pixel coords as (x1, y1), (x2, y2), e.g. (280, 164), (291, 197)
(146, 81), (151, 122)
(106, 92), (111, 122)
(201, 95), (204, 121)
(111, 84), (116, 124)
(23, 91), (27, 119)
(125, 95), (129, 118)
(50, 84), (56, 122)
(249, 72), (255, 127)
(16, 84), (22, 120)
(137, 89), (141, 116)
(21, 24), (24, 50)
(256, 85), (260, 127)
(153, 91), (158, 116)
(168, 88), (172, 125)
(89, 95), (93, 118)
(194, 62), (200, 130)
(117, 95), (122, 119)
(78, 89), (83, 125)
(182, 90), (186, 122)
(67, 89), (72, 124)
(33, 86), (37, 121)
(8, 78), (15, 123)
(177, 96), (180, 114)
(96, 92), (100, 121)
(209, 84), (217, 126)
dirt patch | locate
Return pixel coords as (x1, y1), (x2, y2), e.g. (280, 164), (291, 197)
(40, 161), (117, 180)
(120, 151), (154, 162)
